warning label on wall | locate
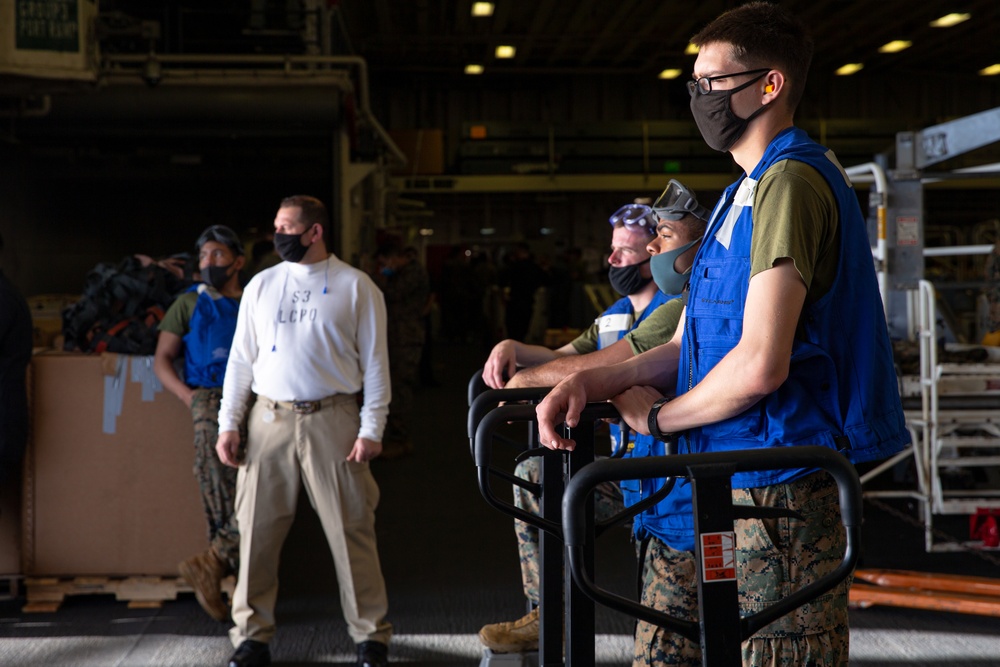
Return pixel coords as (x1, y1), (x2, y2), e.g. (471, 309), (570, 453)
(896, 216), (920, 246)
(700, 531), (736, 582)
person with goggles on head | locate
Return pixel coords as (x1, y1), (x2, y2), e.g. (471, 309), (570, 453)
(534, 4), (908, 666)
(478, 181), (710, 655)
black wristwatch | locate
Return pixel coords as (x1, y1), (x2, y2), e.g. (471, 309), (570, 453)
(647, 396), (675, 441)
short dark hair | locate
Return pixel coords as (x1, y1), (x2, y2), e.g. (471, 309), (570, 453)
(195, 224), (245, 256)
(280, 195), (331, 250)
(692, 1), (813, 111)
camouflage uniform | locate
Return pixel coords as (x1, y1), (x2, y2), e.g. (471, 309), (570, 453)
(191, 387), (242, 573)
(381, 259), (430, 447)
(513, 456), (624, 605)
(635, 471), (849, 667)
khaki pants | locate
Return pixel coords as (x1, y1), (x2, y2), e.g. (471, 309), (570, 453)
(229, 395), (392, 647)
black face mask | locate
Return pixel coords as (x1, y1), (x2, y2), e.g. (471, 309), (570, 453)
(608, 258), (652, 296)
(205, 263), (236, 290)
(689, 72), (770, 152)
(273, 228), (313, 263)
(650, 240), (699, 295)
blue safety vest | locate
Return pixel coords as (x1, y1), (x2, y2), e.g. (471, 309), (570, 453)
(637, 127), (909, 551)
(597, 291), (677, 513)
(182, 284), (240, 388)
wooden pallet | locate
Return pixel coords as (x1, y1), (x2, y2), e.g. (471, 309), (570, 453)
(851, 569), (1000, 617)
(22, 575), (204, 613)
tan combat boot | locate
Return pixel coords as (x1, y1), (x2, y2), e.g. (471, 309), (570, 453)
(178, 549), (229, 622)
(478, 607), (539, 653)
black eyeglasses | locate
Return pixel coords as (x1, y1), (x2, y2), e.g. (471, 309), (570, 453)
(608, 204), (657, 235)
(686, 67), (770, 96)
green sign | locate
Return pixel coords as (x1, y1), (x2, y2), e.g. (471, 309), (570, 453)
(16, 0), (79, 52)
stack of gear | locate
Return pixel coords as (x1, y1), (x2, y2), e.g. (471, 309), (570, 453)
(62, 255), (192, 355)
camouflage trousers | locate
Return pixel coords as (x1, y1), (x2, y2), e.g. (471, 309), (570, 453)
(513, 456), (625, 605)
(191, 388), (241, 574)
(634, 471), (850, 667)
(385, 344), (421, 445)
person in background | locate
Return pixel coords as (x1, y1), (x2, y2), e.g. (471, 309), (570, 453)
(534, 4), (908, 665)
(374, 242), (430, 460)
(153, 224), (247, 622)
(0, 231), (32, 489)
(216, 195), (392, 667)
(499, 242), (549, 343)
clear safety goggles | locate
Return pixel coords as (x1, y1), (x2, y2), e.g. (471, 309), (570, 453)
(608, 203), (657, 235)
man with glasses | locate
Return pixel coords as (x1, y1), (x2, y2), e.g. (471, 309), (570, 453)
(535, 3), (908, 666)
(478, 182), (709, 654)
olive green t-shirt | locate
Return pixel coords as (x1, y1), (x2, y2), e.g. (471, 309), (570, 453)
(158, 291), (199, 337)
(625, 297), (684, 355)
(570, 320), (600, 355)
(570, 302), (656, 355)
(750, 159), (840, 307)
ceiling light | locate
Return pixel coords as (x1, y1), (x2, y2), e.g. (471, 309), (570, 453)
(684, 43), (699, 55)
(418, 228), (434, 237)
(471, 2), (494, 17)
(835, 63), (864, 76)
(465, 64), (484, 75)
(658, 68), (682, 80)
(878, 40), (912, 54)
(980, 64), (1000, 76)
(480, 227), (496, 236)
(495, 45), (516, 59)
(930, 13), (970, 28)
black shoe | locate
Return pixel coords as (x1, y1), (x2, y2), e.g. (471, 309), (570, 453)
(228, 640), (271, 667)
(357, 640), (388, 667)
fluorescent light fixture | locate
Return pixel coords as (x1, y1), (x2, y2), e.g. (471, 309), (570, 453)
(495, 45), (516, 59)
(878, 40), (912, 53)
(835, 63), (864, 76)
(471, 2), (494, 17)
(980, 64), (1000, 76)
(684, 43), (699, 55)
(465, 64), (484, 75)
(480, 227), (496, 235)
(658, 68), (682, 80)
(930, 13), (970, 27)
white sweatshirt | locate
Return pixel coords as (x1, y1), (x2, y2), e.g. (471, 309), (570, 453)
(218, 254), (390, 442)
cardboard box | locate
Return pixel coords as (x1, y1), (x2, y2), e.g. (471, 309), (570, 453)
(24, 352), (208, 576)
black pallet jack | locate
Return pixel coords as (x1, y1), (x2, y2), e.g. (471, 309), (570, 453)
(561, 432), (862, 667)
(470, 384), (861, 667)
(468, 379), (595, 667)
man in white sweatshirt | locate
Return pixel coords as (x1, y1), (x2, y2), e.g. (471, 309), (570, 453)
(216, 195), (392, 667)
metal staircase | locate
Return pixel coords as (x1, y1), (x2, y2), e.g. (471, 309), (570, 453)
(903, 279), (1000, 551)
